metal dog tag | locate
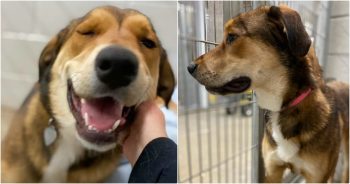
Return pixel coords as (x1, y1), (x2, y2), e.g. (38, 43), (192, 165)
(44, 118), (57, 146)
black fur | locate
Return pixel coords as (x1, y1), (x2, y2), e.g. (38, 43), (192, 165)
(267, 6), (311, 57)
(157, 49), (176, 107)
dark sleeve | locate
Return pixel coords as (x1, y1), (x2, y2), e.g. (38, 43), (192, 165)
(128, 137), (177, 183)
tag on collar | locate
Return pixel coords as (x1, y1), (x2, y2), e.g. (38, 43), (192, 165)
(44, 118), (57, 146)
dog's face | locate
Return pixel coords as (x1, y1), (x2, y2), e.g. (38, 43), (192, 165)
(38, 6), (175, 151)
(188, 5), (314, 110)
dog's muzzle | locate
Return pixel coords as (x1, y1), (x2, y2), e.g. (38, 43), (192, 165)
(187, 63), (198, 75)
(95, 45), (139, 89)
(67, 80), (135, 145)
(66, 45), (140, 146)
(206, 76), (251, 94)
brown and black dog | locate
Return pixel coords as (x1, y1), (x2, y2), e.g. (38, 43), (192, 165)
(2, 6), (175, 182)
(188, 5), (349, 183)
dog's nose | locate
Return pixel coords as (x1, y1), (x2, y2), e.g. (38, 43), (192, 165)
(187, 63), (198, 74)
(95, 46), (138, 89)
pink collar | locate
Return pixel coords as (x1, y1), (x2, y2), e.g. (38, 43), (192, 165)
(283, 88), (312, 110)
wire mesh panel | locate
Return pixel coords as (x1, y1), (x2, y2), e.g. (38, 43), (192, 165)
(178, 1), (330, 183)
(178, 1), (257, 183)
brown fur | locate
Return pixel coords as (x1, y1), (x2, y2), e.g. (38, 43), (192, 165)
(2, 6), (175, 182)
(189, 5), (349, 183)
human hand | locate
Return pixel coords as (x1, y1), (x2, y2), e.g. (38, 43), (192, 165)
(122, 101), (167, 166)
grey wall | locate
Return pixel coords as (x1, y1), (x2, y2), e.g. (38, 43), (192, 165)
(1, 1), (177, 109)
(324, 1), (349, 83)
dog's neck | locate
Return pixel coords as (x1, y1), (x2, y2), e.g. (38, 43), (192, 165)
(254, 88), (285, 112)
(255, 86), (317, 113)
(281, 88), (312, 110)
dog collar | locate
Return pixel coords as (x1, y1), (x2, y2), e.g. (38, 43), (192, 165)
(282, 88), (312, 111)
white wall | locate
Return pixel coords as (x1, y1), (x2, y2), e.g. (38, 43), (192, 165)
(324, 1), (349, 83)
(1, 1), (177, 109)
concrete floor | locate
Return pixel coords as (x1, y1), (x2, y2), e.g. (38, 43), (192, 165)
(178, 106), (347, 183)
(178, 106), (255, 183)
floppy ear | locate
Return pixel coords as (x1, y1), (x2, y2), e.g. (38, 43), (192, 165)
(38, 27), (69, 111)
(157, 49), (176, 108)
(38, 27), (69, 81)
(268, 6), (311, 57)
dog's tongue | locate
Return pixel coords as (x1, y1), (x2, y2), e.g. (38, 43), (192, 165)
(80, 97), (122, 131)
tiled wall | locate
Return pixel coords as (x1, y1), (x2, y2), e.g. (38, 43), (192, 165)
(1, 1), (177, 109)
(325, 1), (349, 83)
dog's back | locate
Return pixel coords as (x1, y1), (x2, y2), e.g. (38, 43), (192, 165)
(327, 81), (349, 125)
(327, 81), (349, 182)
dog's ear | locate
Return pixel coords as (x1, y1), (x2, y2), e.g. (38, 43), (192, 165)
(38, 27), (69, 81)
(157, 48), (176, 108)
(268, 6), (311, 57)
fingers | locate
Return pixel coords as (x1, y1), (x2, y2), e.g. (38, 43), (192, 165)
(135, 101), (165, 124)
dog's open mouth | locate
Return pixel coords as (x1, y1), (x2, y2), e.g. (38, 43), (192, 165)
(67, 81), (134, 145)
(206, 76), (251, 94)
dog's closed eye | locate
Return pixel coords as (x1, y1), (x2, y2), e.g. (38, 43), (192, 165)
(77, 30), (96, 37)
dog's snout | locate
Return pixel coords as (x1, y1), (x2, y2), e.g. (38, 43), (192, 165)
(187, 63), (198, 75)
(95, 46), (138, 89)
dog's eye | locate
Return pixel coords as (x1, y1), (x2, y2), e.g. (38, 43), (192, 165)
(226, 34), (237, 44)
(141, 39), (156, 49)
(77, 30), (96, 37)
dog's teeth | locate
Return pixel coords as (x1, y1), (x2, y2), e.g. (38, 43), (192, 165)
(88, 125), (93, 130)
(103, 129), (112, 133)
(84, 113), (89, 125)
(112, 120), (121, 130)
(81, 98), (86, 104)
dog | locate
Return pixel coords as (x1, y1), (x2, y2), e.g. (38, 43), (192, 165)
(188, 5), (349, 183)
(1, 6), (175, 182)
